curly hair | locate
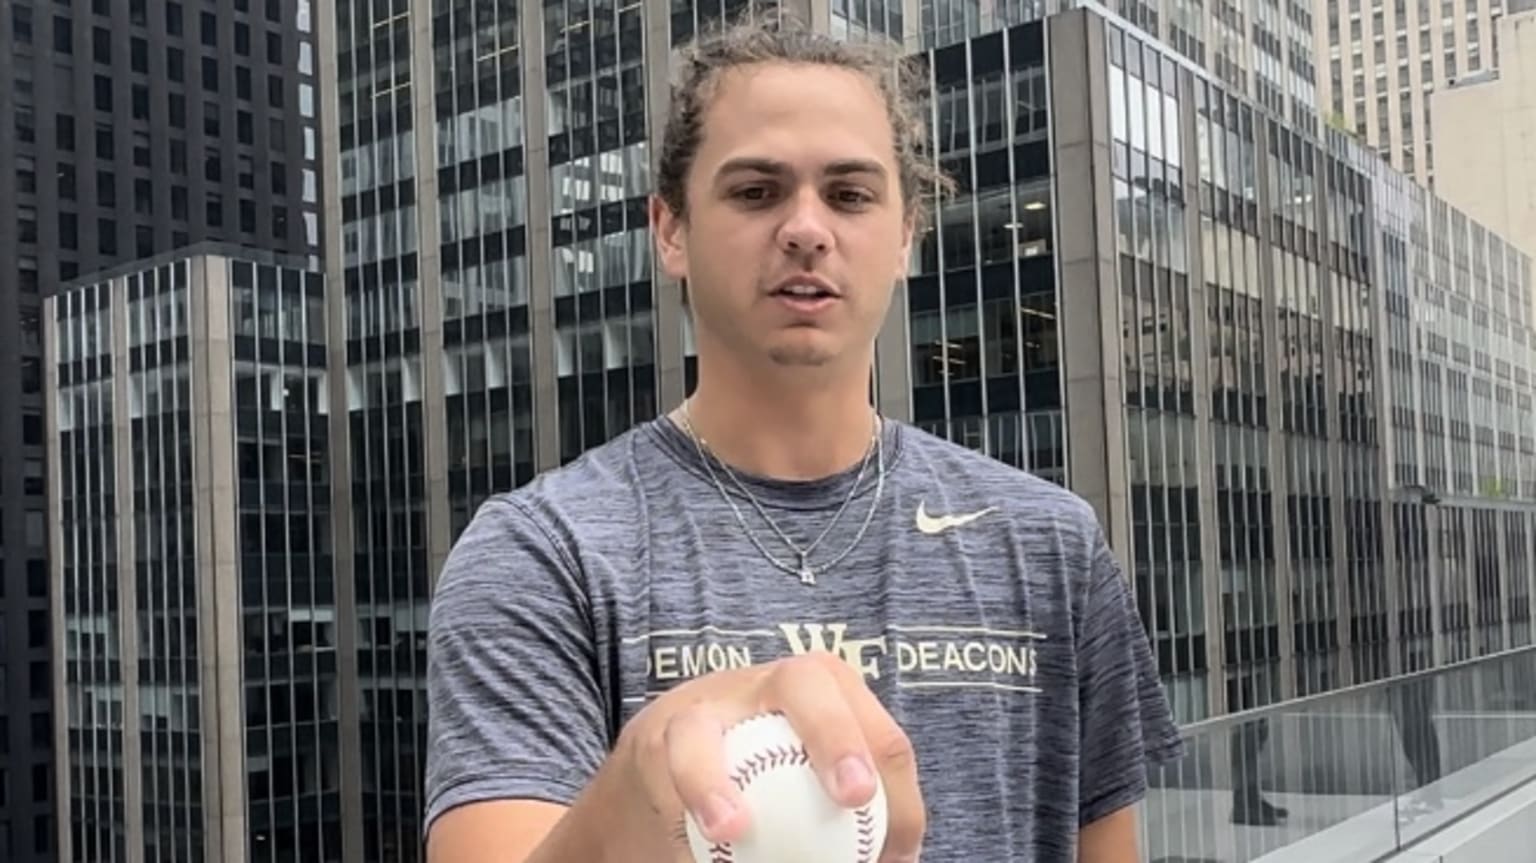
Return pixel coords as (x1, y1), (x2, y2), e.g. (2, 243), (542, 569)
(654, 10), (955, 231)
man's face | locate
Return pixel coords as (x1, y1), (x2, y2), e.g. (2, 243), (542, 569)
(652, 62), (914, 371)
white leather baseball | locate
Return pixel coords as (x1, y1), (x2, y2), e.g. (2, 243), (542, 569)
(684, 712), (888, 863)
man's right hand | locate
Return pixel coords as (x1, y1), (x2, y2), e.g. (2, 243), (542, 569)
(608, 650), (927, 863)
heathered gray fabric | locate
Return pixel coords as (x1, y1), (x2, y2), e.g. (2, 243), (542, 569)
(424, 416), (1185, 861)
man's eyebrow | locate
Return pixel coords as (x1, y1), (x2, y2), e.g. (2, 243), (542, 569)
(823, 158), (888, 179)
(712, 157), (890, 180)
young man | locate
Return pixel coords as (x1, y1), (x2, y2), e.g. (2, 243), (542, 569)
(423, 15), (1184, 863)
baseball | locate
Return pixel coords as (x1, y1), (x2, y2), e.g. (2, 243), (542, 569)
(684, 712), (889, 863)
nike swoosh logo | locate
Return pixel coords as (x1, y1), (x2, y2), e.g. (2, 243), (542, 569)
(915, 502), (999, 535)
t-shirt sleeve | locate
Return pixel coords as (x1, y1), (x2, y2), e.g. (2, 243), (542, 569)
(1076, 529), (1187, 826)
(422, 494), (609, 838)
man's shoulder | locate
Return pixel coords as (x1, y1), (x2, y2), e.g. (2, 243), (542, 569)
(894, 422), (1101, 534)
(466, 419), (675, 544)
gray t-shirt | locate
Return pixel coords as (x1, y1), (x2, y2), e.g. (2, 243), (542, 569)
(424, 416), (1185, 861)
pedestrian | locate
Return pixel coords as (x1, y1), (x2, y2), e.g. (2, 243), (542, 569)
(422, 12), (1184, 862)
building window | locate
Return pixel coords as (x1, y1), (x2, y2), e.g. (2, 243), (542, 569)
(16, 158), (36, 195)
(15, 106), (34, 143)
(59, 212), (77, 249)
(21, 358), (41, 395)
(52, 15), (70, 54)
(99, 218), (118, 255)
(18, 206), (37, 244)
(23, 459), (43, 495)
(58, 163), (75, 199)
(12, 6), (33, 45)
(30, 712), (49, 750)
(20, 311), (40, 352)
(92, 26), (111, 64)
(93, 74), (112, 111)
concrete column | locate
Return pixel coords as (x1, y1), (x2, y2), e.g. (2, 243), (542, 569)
(1460, 506), (1480, 657)
(1428, 503), (1445, 666)
(1177, 67), (1226, 719)
(313, 1), (365, 857)
(521, 5), (562, 472)
(109, 278), (145, 863)
(189, 256), (246, 863)
(1049, 10), (1132, 568)
(1527, 511), (1536, 646)
(647, 6), (688, 410)
(902, 0), (921, 48)
(407, 0), (452, 580)
(1497, 510), (1513, 650)
(874, 283), (915, 423)
(1253, 122), (1297, 702)
(1311, 205), (1354, 684)
(43, 291), (71, 863)
(1371, 231), (1402, 678)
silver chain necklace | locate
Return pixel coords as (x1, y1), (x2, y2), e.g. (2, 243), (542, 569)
(677, 401), (886, 585)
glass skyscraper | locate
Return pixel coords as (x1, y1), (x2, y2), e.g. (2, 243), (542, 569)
(46, 247), (340, 863)
(30, 2), (1518, 863)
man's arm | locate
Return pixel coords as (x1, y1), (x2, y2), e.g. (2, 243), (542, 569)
(1074, 527), (1185, 846)
(427, 801), (568, 863)
(1077, 805), (1140, 863)
(423, 496), (612, 860)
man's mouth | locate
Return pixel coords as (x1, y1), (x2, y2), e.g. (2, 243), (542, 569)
(774, 283), (838, 300)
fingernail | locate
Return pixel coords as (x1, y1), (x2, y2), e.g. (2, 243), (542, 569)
(695, 792), (737, 834)
(835, 755), (874, 796)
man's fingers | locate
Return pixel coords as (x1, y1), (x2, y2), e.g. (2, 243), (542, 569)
(768, 653), (879, 808)
(663, 705), (751, 845)
(831, 666), (927, 861)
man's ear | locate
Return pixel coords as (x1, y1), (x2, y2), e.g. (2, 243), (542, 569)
(650, 194), (689, 282)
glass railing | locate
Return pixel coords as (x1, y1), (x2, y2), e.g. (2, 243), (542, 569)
(1140, 646), (1536, 862)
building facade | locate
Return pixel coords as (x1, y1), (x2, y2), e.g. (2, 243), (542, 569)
(226, 1), (1536, 861)
(1431, 3), (1536, 258)
(45, 247), (341, 863)
(916, 0), (1321, 138)
(1313, 0), (1515, 188)
(5, 0), (325, 858)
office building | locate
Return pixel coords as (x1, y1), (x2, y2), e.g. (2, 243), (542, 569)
(1431, 2), (1536, 257)
(915, 0), (1321, 136)
(305, 0), (1536, 860)
(5, 0), (323, 859)
(45, 247), (341, 863)
(1314, 0), (1514, 187)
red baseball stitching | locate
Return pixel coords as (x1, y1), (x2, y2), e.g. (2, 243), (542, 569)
(707, 717), (879, 863)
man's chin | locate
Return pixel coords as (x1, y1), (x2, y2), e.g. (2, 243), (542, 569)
(765, 337), (839, 367)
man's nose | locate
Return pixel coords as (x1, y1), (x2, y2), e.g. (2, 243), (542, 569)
(778, 190), (834, 254)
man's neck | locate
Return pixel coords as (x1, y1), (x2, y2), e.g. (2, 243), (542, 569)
(675, 361), (880, 482)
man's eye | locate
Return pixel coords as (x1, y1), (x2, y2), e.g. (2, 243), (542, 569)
(833, 188), (875, 206)
(735, 186), (772, 202)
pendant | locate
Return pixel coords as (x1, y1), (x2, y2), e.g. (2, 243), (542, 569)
(797, 551), (816, 585)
